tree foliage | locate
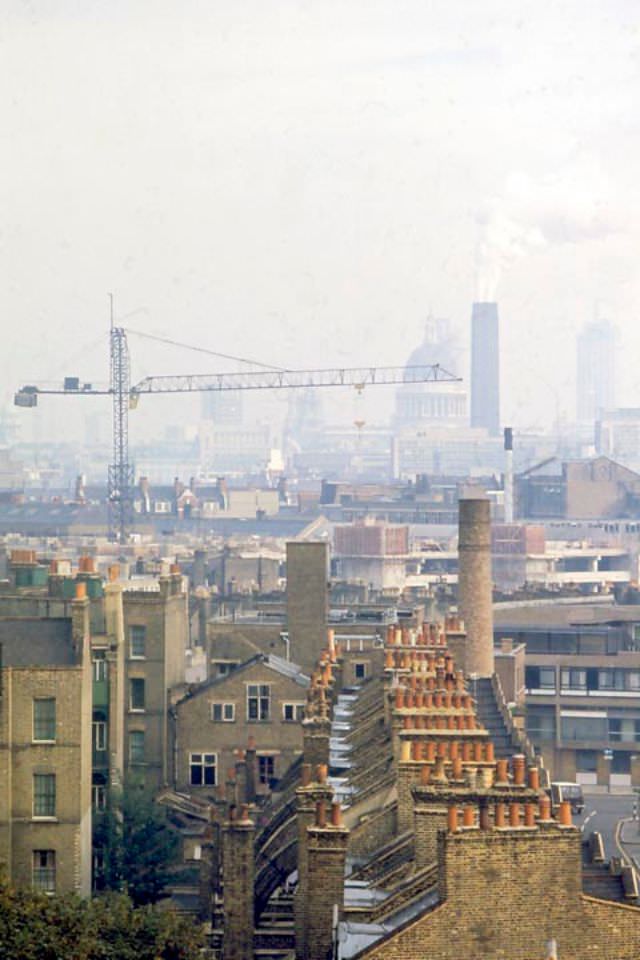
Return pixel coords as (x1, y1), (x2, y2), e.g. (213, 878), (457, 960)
(0, 878), (204, 960)
(94, 777), (182, 906)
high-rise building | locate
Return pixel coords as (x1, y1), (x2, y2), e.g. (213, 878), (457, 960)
(577, 319), (616, 423)
(470, 301), (500, 436)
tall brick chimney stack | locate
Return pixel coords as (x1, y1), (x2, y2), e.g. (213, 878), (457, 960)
(305, 799), (349, 960)
(457, 498), (494, 678)
(295, 764), (334, 959)
(222, 804), (255, 960)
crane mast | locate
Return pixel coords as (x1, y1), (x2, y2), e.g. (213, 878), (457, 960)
(108, 326), (134, 545)
(15, 326), (460, 545)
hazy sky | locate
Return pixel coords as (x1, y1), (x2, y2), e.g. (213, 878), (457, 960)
(2, 0), (639, 440)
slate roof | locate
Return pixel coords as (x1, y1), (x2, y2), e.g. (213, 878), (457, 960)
(176, 652), (310, 706)
(0, 617), (76, 666)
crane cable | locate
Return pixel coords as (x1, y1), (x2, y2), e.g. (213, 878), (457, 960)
(123, 327), (287, 372)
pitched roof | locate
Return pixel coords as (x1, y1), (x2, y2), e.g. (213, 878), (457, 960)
(0, 617), (76, 666)
(176, 652), (310, 706)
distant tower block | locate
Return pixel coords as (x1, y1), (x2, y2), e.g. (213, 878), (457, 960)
(458, 498), (494, 678)
(286, 542), (329, 672)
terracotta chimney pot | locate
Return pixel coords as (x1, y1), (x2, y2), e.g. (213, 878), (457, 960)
(558, 801), (572, 827)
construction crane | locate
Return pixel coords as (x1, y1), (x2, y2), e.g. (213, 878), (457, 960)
(15, 319), (460, 544)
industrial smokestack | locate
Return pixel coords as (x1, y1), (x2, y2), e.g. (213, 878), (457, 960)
(470, 302), (500, 436)
(458, 498), (494, 678)
(503, 427), (513, 523)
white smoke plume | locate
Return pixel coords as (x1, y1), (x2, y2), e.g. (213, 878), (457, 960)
(475, 167), (625, 301)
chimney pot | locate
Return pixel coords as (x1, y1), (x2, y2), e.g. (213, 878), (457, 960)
(447, 805), (459, 833)
(331, 801), (342, 827)
(538, 795), (551, 821)
(74, 581), (86, 600)
(512, 754), (526, 786)
(316, 800), (327, 828)
(558, 800), (572, 827)
(524, 802), (536, 828)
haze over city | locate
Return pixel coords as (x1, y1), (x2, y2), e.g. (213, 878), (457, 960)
(4, 6), (640, 959)
(2, 0), (640, 438)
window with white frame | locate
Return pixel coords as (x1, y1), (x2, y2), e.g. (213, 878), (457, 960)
(282, 702), (305, 722)
(33, 850), (56, 893)
(33, 698), (56, 742)
(211, 702), (235, 722)
(33, 774), (56, 818)
(258, 755), (275, 785)
(92, 652), (108, 683)
(92, 773), (107, 811)
(189, 752), (217, 786)
(247, 684), (271, 721)
(130, 678), (145, 711)
(130, 625), (146, 658)
(93, 720), (107, 752)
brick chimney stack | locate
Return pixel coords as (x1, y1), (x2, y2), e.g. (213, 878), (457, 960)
(305, 799), (349, 960)
(222, 804), (255, 960)
(295, 764), (334, 959)
(457, 498), (494, 678)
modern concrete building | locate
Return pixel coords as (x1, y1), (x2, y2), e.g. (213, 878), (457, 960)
(333, 521), (409, 591)
(470, 301), (500, 437)
(495, 602), (640, 790)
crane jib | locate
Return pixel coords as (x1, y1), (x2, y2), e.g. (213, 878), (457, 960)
(14, 322), (460, 543)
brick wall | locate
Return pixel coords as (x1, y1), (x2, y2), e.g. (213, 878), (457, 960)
(359, 825), (640, 959)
